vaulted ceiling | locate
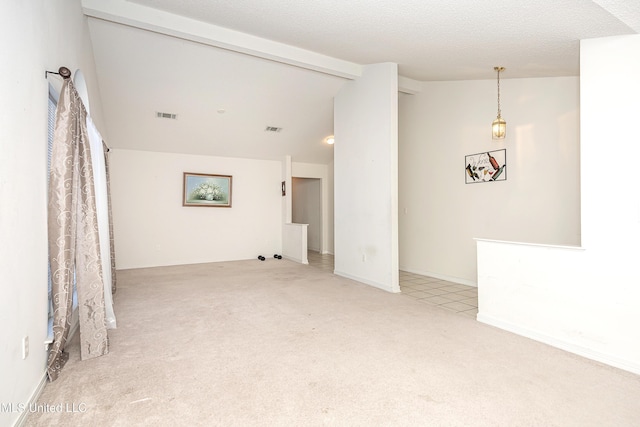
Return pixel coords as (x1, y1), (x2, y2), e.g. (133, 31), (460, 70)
(83, 0), (640, 164)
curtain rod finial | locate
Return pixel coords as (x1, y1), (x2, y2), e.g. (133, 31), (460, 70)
(58, 67), (71, 79)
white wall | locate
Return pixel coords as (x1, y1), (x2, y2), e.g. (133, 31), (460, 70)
(282, 223), (309, 264)
(327, 160), (335, 255)
(334, 63), (399, 292)
(110, 149), (282, 269)
(399, 76), (580, 285)
(477, 34), (640, 374)
(292, 178), (321, 252)
(580, 36), (640, 254)
(0, 1), (106, 426)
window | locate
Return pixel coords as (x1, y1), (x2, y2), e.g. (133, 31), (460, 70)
(47, 85), (57, 341)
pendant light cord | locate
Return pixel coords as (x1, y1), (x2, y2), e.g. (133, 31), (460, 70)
(495, 66), (503, 118)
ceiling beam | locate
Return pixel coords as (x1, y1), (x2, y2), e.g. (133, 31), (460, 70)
(592, 0), (640, 32)
(81, 0), (421, 94)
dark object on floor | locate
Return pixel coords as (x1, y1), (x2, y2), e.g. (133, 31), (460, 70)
(258, 255), (265, 261)
(274, 254), (282, 259)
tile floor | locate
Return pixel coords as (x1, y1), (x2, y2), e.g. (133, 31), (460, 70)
(306, 250), (335, 272)
(399, 270), (478, 318)
(307, 251), (478, 318)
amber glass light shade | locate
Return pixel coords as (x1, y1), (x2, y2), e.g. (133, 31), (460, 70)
(492, 116), (506, 139)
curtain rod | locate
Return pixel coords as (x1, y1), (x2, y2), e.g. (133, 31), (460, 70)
(45, 66), (112, 153)
(45, 66), (71, 79)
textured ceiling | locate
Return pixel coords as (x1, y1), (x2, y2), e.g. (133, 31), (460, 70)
(84, 0), (640, 164)
(126, 0), (639, 80)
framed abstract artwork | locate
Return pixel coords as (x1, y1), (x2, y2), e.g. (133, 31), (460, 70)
(465, 149), (506, 184)
(183, 172), (232, 207)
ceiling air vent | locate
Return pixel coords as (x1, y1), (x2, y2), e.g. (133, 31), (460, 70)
(264, 126), (282, 133)
(156, 112), (177, 120)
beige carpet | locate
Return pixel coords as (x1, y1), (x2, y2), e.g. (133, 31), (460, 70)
(26, 259), (640, 426)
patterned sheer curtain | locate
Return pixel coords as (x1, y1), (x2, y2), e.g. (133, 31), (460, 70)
(47, 78), (108, 381)
(87, 116), (116, 329)
(103, 141), (117, 295)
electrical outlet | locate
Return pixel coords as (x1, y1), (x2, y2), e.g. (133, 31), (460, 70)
(22, 336), (29, 360)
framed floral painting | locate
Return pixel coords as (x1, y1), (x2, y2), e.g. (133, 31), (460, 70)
(183, 172), (232, 207)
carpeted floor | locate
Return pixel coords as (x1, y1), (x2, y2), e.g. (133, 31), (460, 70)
(26, 258), (640, 426)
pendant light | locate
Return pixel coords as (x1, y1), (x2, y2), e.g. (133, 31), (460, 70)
(492, 66), (506, 140)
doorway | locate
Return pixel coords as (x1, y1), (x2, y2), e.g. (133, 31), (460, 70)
(292, 177), (322, 253)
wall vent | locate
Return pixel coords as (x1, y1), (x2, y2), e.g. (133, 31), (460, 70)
(156, 112), (177, 120)
(264, 126), (282, 133)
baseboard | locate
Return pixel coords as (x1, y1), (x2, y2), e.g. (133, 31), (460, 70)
(477, 313), (640, 375)
(282, 255), (308, 265)
(333, 270), (400, 293)
(13, 371), (48, 427)
(399, 267), (477, 287)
